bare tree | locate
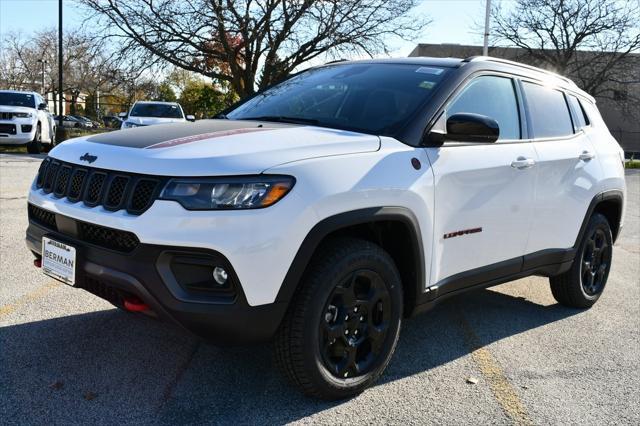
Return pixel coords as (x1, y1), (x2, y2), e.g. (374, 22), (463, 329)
(491, 0), (640, 97)
(79, 0), (427, 97)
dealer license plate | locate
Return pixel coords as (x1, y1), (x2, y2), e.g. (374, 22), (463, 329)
(41, 237), (76, 286)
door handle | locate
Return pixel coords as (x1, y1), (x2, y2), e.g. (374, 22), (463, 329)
(511, 156), (536, 170)
(579, 150), (596, 161)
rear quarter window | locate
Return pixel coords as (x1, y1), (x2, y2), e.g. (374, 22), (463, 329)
(522, 82), (574, 138)
(567, 95), (590, 130)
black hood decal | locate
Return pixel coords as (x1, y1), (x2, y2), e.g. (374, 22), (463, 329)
(86, 119), (295, 148)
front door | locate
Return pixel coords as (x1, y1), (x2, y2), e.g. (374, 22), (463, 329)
(425, 75), (537, 292)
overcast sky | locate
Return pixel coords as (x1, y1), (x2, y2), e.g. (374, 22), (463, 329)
(0, 0), (489, 57)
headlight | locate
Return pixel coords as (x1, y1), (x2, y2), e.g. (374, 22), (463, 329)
(14, 112), (33, 118)
(160, 175), (295, 210)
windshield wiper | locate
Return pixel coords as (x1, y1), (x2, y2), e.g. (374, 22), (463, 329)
(237, 115), (319, 125)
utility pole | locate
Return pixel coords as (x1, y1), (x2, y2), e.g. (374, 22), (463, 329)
(58, 0), (64, 127)
(483, 0), (492, 56)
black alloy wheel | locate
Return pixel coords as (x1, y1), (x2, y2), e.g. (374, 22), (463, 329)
(319, 269), (391, 379)
(580, 227), (611, 296)
(550, 213), (613, 308)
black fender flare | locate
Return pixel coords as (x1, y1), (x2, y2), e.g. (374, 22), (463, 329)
(574, 189), (624, 246)
(275, 207), (426, 312)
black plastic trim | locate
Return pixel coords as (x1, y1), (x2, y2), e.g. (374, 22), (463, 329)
(26, 220), (285, 344)
(412, 189), (624, 314)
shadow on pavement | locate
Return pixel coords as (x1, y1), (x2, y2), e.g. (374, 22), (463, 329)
(0, 287), (582, 424)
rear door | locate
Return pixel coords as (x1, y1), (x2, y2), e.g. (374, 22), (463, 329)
(425, 74), (538, 289)
(521, 82), (602, 256)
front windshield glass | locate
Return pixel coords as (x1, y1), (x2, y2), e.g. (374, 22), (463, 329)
(0, 92), (36, 108)
(130, 103), (183, 118)
(227, 63), (450, 135)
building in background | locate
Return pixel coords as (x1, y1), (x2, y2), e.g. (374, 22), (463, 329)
(409, 44), (640, 155)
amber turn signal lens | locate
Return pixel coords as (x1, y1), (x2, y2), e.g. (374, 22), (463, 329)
(261, 182), (294, 207)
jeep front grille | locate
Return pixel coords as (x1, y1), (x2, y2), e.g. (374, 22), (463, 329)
(35, 157), (164, 215)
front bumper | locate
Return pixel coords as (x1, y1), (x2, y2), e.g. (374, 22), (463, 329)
(0, 119), (36, 144)
(26, 211), (288, 344)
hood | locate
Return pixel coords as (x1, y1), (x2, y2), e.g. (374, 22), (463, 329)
(0, 105), (35, 113)
(49, 119), (381, 176)
(125, 116), (186, 126)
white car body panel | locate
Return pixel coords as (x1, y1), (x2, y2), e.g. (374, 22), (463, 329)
(425, 142), (538, 283)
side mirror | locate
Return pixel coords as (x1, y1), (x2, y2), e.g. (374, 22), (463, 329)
(38, 103), (48, 110)
(186, 114), (196, 122)
(118, 112), (128, 118)
(427, 112), (499, 145)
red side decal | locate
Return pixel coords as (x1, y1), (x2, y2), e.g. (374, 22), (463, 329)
(145, 128), (271, 149)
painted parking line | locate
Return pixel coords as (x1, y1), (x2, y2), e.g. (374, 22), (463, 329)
(456, 311), (532, 425)
(0, 282), (60, 319)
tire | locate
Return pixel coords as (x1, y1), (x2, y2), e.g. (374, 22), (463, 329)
(550, 213), (613, 308)
(274, 237), (403, 400)
(26, 123), (42, 154)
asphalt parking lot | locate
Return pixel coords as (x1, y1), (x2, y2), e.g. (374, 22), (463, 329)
(1, 153), (638, 425)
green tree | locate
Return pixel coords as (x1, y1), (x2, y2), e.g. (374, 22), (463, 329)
(156, 82), (177, 102)
(179, 80), (232, 118)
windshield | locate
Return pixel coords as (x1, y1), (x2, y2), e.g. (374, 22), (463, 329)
(227, 63), (450, 135)
(0, 92), (36, 108)
(130, 103), (183, 118)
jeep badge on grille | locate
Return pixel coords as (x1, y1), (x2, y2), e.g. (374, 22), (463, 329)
(79, 153), (97, 163)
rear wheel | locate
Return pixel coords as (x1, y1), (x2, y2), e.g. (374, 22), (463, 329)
(275, 238), (403, 400)
(26, 123), (42, 154)
(550, 213), (613, 308)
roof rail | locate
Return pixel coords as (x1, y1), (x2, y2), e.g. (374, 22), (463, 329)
(463, 55), (576, 86)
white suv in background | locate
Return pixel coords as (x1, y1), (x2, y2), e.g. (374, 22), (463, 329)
(119, 101), (195, 129)
(0, 90), (56, 153)
(26, 57), (626, 399)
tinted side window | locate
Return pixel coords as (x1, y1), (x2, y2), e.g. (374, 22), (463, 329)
(447, 76), (520, 140)
(522, 82), (573, 138)
(567, 95), (590, 129)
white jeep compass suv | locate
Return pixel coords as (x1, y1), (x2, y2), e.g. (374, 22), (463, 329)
(26, 57), (626, 399)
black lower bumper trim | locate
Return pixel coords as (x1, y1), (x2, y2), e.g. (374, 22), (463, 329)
(26, 220), (287, 344)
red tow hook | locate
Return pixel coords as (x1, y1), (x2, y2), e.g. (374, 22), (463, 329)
(34, 258), (42, 268)
(123, 297), (150, 312)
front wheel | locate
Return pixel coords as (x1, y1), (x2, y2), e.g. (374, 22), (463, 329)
(550, 213), (613, 308)
(274, 238), (403, 400)
(26, 123), (42, 154)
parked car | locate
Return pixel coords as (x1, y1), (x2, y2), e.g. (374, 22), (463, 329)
(71, 115), (100, 128)
(102, 115), (122, 129)
(119, 101), (195, 129)
(0, 90), (56, 153)
(26, 57), (626, 399)
(54, 115), (91, 129)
